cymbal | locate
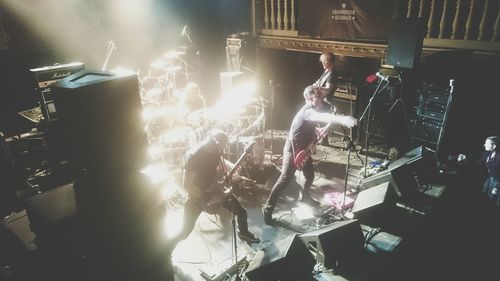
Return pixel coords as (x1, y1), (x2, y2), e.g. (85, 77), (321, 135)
(150, 60), (182, 73)
(163, 50), (186, 60)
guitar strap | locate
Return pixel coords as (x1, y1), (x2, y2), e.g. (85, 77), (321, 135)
(289, 138), (297, 161)
(218, 155), (229, 185)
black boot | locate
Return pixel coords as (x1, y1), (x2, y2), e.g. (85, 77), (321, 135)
(262, 206), (275, 225)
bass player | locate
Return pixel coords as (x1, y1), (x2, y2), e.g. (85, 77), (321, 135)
(262, 85), (357, 225)
(170, 128), (260, 248)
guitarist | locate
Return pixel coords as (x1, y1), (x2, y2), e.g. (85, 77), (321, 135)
(170, 128), (260, 247)
(262, 85), (356, 225)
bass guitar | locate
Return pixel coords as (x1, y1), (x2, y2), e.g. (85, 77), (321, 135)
(184, 141), (257, 210)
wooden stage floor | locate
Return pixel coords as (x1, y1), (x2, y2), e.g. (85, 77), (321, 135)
(171, 142), (402, 281)
(3, 136), (500, 281)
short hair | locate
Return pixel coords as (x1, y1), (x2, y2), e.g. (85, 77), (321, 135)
(303, 85), (321, 99)
(486, 136), (499, 147)
(319, 52), (335, 63)
(208, 128), (228, 147)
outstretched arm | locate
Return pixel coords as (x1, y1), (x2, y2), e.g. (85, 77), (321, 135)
(308, 111), (357, 128)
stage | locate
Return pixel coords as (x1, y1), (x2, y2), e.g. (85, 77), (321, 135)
(168, 139), (435, 281)
(3, 136), (500, 281)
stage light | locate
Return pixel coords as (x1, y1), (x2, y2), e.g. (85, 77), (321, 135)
(141, 163), (171, 184)
(162, 207), (184, 239)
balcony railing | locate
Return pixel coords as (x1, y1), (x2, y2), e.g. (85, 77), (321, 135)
(251, 0), (500, 57)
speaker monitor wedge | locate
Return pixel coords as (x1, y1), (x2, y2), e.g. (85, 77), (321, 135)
(244, 234), (315, 281)
(386, 18), (425, 69)
(350, 181), (398, 227)
(359, 146), (436, 201)
(299, 219), (365, 271)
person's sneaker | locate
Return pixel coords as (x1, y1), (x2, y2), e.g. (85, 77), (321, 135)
(238, 231), (260, 244)
(262, 207), (275, 225)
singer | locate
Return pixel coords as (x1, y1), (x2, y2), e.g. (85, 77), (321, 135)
(169, 128), (259, 248)
(262, 86), (357, 225)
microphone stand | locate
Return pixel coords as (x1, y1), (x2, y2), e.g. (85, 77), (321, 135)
(268, 80), (275, 162)
(101, 40), (116, 71)
(219, 142), (255, 281)
(329, 104), (363, 212)
(341, 126), (364, 165)
(357, 79), (390, 177)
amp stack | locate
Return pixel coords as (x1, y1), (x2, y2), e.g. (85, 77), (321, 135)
(411, 80), (454, 150)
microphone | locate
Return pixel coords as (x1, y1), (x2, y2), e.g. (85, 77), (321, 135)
(376, 72), (389, 82)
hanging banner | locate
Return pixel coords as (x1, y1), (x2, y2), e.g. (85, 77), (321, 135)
(299, 0), (398, 41)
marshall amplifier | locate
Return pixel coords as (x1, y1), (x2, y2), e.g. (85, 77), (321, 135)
(333, 81), (358, 101)
(30, 62), (85, 121)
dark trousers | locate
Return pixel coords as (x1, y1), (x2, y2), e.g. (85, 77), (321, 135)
(172, 192), (248, 247)
(264, 139), (314, 214)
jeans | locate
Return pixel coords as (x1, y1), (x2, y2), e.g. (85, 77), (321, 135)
(172, 192), (249, 247)
(264, 139), (314, 214)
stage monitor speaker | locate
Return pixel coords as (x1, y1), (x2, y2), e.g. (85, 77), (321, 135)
(350, 181), (397, 227)
(359, 162), (421, 202)
(359, 145), (436, 202)
(299, 219), (365, 272)
(244, 234), (315, 281)
(386, 18), (425, 69)
(51, 70), (148, 172)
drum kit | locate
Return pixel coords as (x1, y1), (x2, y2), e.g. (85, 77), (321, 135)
(138, 48), (268, 171)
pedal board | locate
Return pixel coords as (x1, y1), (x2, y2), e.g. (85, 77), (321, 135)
(199, 251), (247, 281)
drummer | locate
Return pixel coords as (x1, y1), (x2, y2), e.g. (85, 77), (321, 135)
(178, 82), (207, 114)
(173, 82), (209, 138)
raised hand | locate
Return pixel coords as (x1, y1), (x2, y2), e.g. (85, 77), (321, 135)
(340, 115), (357, 128)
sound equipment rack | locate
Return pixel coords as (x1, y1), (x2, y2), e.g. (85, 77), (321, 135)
(411, 81), (453, 150)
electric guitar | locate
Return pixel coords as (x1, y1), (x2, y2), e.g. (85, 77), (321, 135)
(184, 141), (256, 209)
(293, 121), (333, 170)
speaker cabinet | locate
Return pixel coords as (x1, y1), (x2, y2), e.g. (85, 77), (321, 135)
(299, 219), (365, 272)
(244, 234), (315, 281)
(386, 18), (425, 69)
(359, 161), (419, 201)
(330, 97), (356, 140)
(351, 181), (397, 227)
(359, 146), (436, 202)
(51, 70), (148, 172)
